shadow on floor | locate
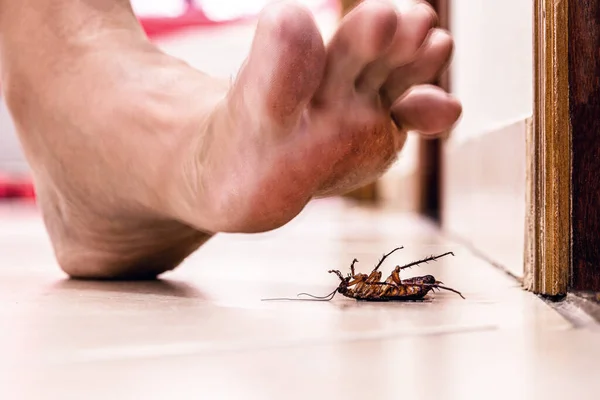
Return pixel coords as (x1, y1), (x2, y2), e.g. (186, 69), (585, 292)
(49, 278), (208, 299)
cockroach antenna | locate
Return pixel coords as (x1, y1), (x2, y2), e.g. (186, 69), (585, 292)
(261, 287), (339, 302)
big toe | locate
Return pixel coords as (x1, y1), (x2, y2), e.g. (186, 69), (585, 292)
(229, 1), (326, 129)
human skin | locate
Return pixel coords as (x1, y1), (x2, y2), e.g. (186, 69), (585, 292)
(0, 0), (461, 279)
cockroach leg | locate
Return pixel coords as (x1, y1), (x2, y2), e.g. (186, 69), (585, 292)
(434, 284), (464, 299)
(397, 251), (455, 271)
(328, 269), (345, 281)
(385, 251), (455, 285)
(407, 282), (465, 299)
(348, 273), (369, 286)
(366, 270), (382, 283)
(389, 268), (402, 285)
(367, 282), (399, 288)
(373, 246), (404, 272)
(350, 258), (358, 277)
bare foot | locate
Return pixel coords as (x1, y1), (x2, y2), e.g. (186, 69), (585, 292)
(0, 0), (461, 278)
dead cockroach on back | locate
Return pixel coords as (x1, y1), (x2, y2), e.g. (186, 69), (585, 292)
(262, 246), (465, 302)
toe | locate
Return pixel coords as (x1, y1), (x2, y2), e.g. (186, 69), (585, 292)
(313, 0), (398, 104)
(391, 84), (462, 135)
(229, 1), (326, 128)
(356, 2), (437, 92)
(382, 28), (454, 105)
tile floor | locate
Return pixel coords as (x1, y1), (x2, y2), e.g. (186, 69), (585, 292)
(1, 198), (599, 400)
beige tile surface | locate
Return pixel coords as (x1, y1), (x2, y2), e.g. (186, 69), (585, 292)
(0, 199), (596, 400)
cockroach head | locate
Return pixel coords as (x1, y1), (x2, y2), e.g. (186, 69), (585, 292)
(419, 275), (447, 286)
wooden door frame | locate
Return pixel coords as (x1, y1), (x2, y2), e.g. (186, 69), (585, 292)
(523, 0), (571, 297)
(525, 0), (600, 298)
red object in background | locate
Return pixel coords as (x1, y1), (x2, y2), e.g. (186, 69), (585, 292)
(140, 6), (250, 38)
(0, 174), (7, 198)
(139, 0), (339, 38)
(0, 175), (36, 201)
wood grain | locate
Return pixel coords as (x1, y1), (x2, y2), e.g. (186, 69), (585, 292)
(523, 117), (536, 290)
(526, 0), (571, 296)
(570, 0), (600, 291)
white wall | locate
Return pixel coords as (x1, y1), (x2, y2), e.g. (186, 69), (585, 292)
(449, 0), (533, 144)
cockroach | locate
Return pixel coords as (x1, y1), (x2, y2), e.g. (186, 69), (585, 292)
(262, 247), (465, 302)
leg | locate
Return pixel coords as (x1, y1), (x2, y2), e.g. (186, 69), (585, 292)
(397, 252), (455, 271)
(328, 270), (346, 282)
(386, 252), (454, 286)
(402, 282), (465, 299)
(367, 282), (397, 288)
(0, 0), (460, 278)
(373, 246), (405, 272)
(387, 268), (403, 285)
(366, 269), (383, 283)
(350, 258), (358, 277)
(349, 258), (380, 284)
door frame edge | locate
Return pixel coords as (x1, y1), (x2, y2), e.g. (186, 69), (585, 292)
(524, 0), (571, 297)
